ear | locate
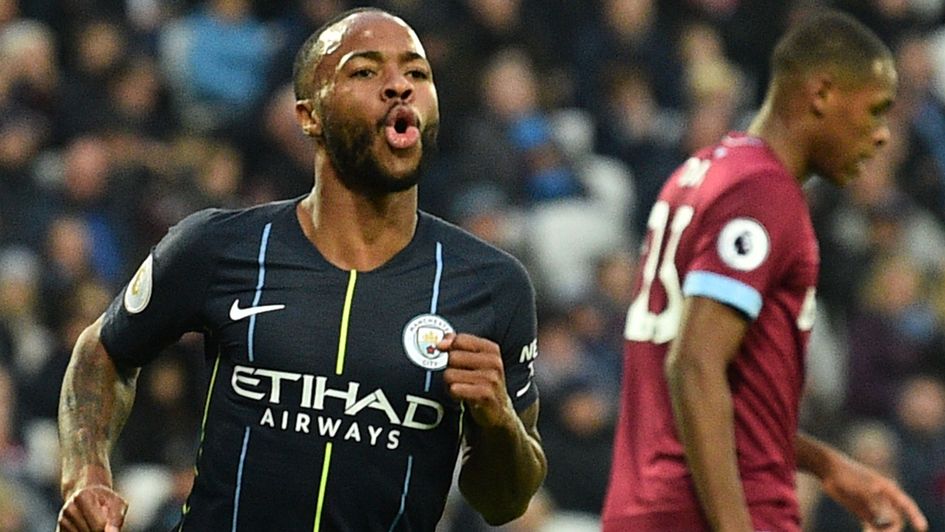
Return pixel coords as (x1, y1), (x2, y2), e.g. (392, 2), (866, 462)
(295, 99), (322, 137)
(807, 74), (834, 119)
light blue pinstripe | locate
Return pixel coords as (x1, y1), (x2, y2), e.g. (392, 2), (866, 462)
(425, 242), (444, 392)
(232, 427), (251, 532)
(431, 242), (443, 311)
(247, 223), (273, 362)
(387, 456), (414, 532)
(389, 241), (444, 531)
(234, 223), (272, 529)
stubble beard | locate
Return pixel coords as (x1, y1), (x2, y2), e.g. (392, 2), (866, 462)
(321, 113), (438, 197)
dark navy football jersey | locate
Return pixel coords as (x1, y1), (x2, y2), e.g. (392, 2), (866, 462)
(101, 197), (539, 532)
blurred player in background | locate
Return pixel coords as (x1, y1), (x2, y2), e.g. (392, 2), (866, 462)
(56, 7), (545, 531)
(603, 8), (928, 532)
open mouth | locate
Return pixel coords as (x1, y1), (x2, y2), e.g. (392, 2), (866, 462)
(394, 115), (411, 133)
(385, 107), (420, 150)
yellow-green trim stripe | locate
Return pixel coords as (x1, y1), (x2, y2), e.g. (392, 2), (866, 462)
(335, 270), (357, 375)
(313, 270), (357, 530)
(181, 353), (222, 530)
(200, 354), (222, 437)
(312, 442), (333, 531)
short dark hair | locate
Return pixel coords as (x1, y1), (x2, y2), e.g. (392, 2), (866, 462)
(771, 8), (893, 85)
(292, 7), (388, 100)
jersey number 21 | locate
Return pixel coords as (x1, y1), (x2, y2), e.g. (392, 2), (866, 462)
(624, 201), (694, 344)
(625, 158), (709, 344)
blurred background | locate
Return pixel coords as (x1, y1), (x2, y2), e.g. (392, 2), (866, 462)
(0, 0), (943, 530)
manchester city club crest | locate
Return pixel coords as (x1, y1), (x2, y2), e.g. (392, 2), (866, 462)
(402, 314), (454, 370)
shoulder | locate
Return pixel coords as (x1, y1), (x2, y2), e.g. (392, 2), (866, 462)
(698, 146), (805, 211)
(151, 200), (297, 269)
(173, 199), (297, 241)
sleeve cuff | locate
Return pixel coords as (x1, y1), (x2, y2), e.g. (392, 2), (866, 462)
(682, 270), (763, 319)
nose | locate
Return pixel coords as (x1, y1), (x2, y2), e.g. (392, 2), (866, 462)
(873, 123), (891, 148)
(383, 69), (413, 102)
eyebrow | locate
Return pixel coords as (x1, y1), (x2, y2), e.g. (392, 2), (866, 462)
(873, 98), (894, 113)
(337, 50), (428, 70)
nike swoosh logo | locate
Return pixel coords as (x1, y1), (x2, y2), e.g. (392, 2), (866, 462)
(515, 380), (532, 398)
(229, 299), (285, 321)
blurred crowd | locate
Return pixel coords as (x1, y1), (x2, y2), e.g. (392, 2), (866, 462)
(0, 0), (944, 530)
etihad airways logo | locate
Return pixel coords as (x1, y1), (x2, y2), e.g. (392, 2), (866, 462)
(231, 365), (445, 433)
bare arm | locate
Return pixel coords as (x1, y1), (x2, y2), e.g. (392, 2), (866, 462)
(58, 316), (139, 531)
(796, 433), (928, 531)
(440, 333), (547, 525)
(459, 401), (545, 525)
(664, 296), (753, 532)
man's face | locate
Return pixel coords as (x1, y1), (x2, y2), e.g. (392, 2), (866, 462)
(308, 13), (439, 196)
(812, 58), (898, 187)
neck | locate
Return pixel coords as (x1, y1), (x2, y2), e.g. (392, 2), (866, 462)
(746, 97), (811, 185)
(297, 164), (418, 271)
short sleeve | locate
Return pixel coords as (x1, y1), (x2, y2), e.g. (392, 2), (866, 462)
(492, 259), (539, 411)
(682, 173), (805, 319)
(100, 209), (220, 366)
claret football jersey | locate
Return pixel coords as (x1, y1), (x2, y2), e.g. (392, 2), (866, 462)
(101, 197), (539, 531)
(603, 133), (819, 532)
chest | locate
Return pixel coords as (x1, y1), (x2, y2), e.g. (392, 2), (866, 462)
(199, 249), (495, 391)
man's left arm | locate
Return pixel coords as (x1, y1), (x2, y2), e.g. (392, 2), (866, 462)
(796, 432), (928, 531)
(439, 332), (547, 525)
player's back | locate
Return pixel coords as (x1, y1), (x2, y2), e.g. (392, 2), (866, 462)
(603, 134), (819, 531)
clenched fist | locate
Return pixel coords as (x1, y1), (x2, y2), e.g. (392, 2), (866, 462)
(58, 484), (127, 532)
(439, 333), (517, 429)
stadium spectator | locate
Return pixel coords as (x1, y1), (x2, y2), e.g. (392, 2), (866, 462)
(158, 0), (278, 133)
(846, 254), (944, 420)
(895, 375), (945, 531)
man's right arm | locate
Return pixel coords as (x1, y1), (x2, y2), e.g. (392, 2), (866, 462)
(58, 316), (139, 532)
(664, 296), (753, 532)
